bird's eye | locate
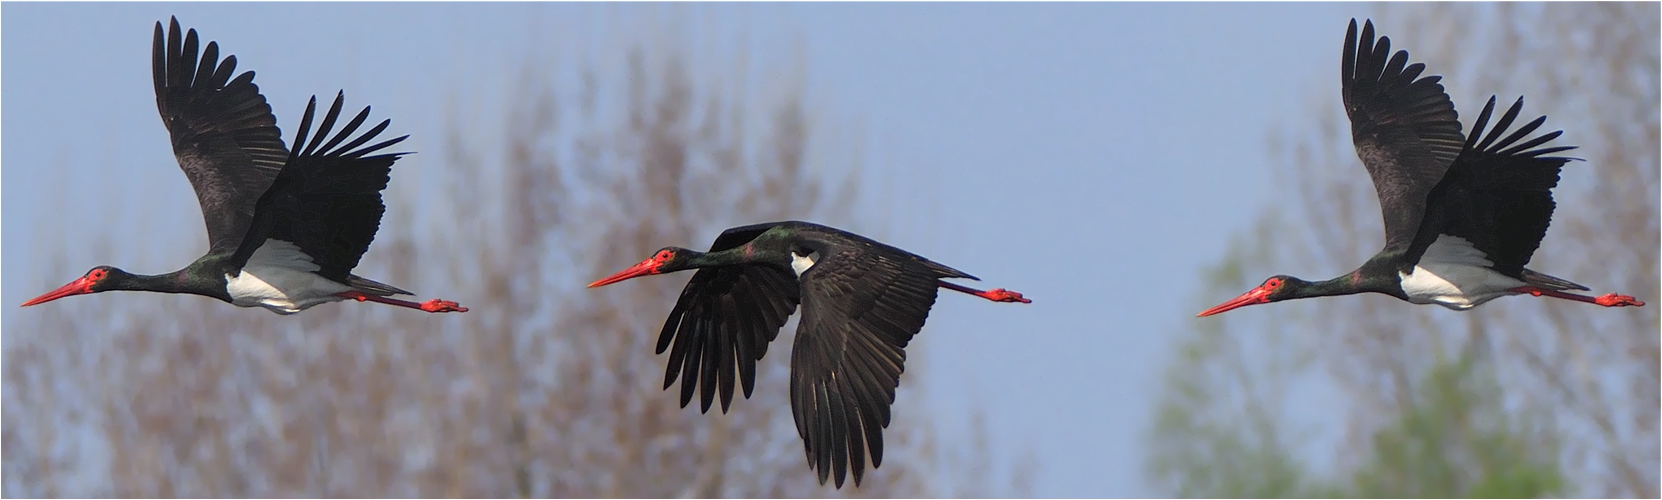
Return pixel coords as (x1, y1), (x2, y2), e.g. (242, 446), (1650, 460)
(657, 250), (672, 261)
(89, 269), (106, 280)
(1266, 278), (1281, 288)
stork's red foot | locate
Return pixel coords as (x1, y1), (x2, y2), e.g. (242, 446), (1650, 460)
(1596, 293), (1644, 307)
(979, 288), (1031, 304)
(1510, 287), (1646, 308)
(421, 299), (468, 313)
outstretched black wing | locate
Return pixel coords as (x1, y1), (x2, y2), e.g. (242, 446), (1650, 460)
(228, 93), (408, 281)
(1407, 97), (1578, 276)
(658, 222), (803, 413)
(153, 17), (288, 254)
(790, 246), (943, 488)
(1341, 19), (1466, 252)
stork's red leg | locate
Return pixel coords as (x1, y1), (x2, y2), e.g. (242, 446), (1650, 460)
(1510, 287), (1644, 307)
(336, 292), (469, 313)
(938, 281), (1031, 303)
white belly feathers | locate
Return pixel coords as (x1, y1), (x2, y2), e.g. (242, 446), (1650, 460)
(224, 239), (353, 314)
(1397, 235), (1526, 310)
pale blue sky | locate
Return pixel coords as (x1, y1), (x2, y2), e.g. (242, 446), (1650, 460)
(3, 2), (1372, 496)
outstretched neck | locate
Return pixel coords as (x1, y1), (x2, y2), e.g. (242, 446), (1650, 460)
(674, 245), (754, 269)
(1289, 271), (1396, 300)
(1298, 276), (1365, 299)
(684, 245), (777, 268)
(111, 269), (231, 302)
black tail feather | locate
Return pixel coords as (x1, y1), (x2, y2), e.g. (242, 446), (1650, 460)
(1521, 269), (1589, 292)
(348, 275), (414, 296)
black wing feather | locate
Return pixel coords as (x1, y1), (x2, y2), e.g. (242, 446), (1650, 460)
(658, 223), (803, 412)
(1341, 19), (1466, 252)
(1406, 97), (1578, 276)
(227, 92), (408, 281)
(153, 17), (288, 255)
(790, 247), (943, 488)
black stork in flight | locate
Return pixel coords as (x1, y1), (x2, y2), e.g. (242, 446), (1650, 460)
(587, 221), (1029, 487)
(1199, 19), (1643, 317)
(21, 18), (467, 315)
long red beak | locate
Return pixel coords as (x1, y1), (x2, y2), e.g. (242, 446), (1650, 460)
(22, 277), (95, 307)
(1196, 287), (1272, 317)
(587, 259), (659, 288)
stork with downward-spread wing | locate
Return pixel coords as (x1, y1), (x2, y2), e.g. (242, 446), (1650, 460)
(587, 220), (1029, 488)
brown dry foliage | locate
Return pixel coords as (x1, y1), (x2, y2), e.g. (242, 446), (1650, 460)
(2, 31), (1005, 498)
